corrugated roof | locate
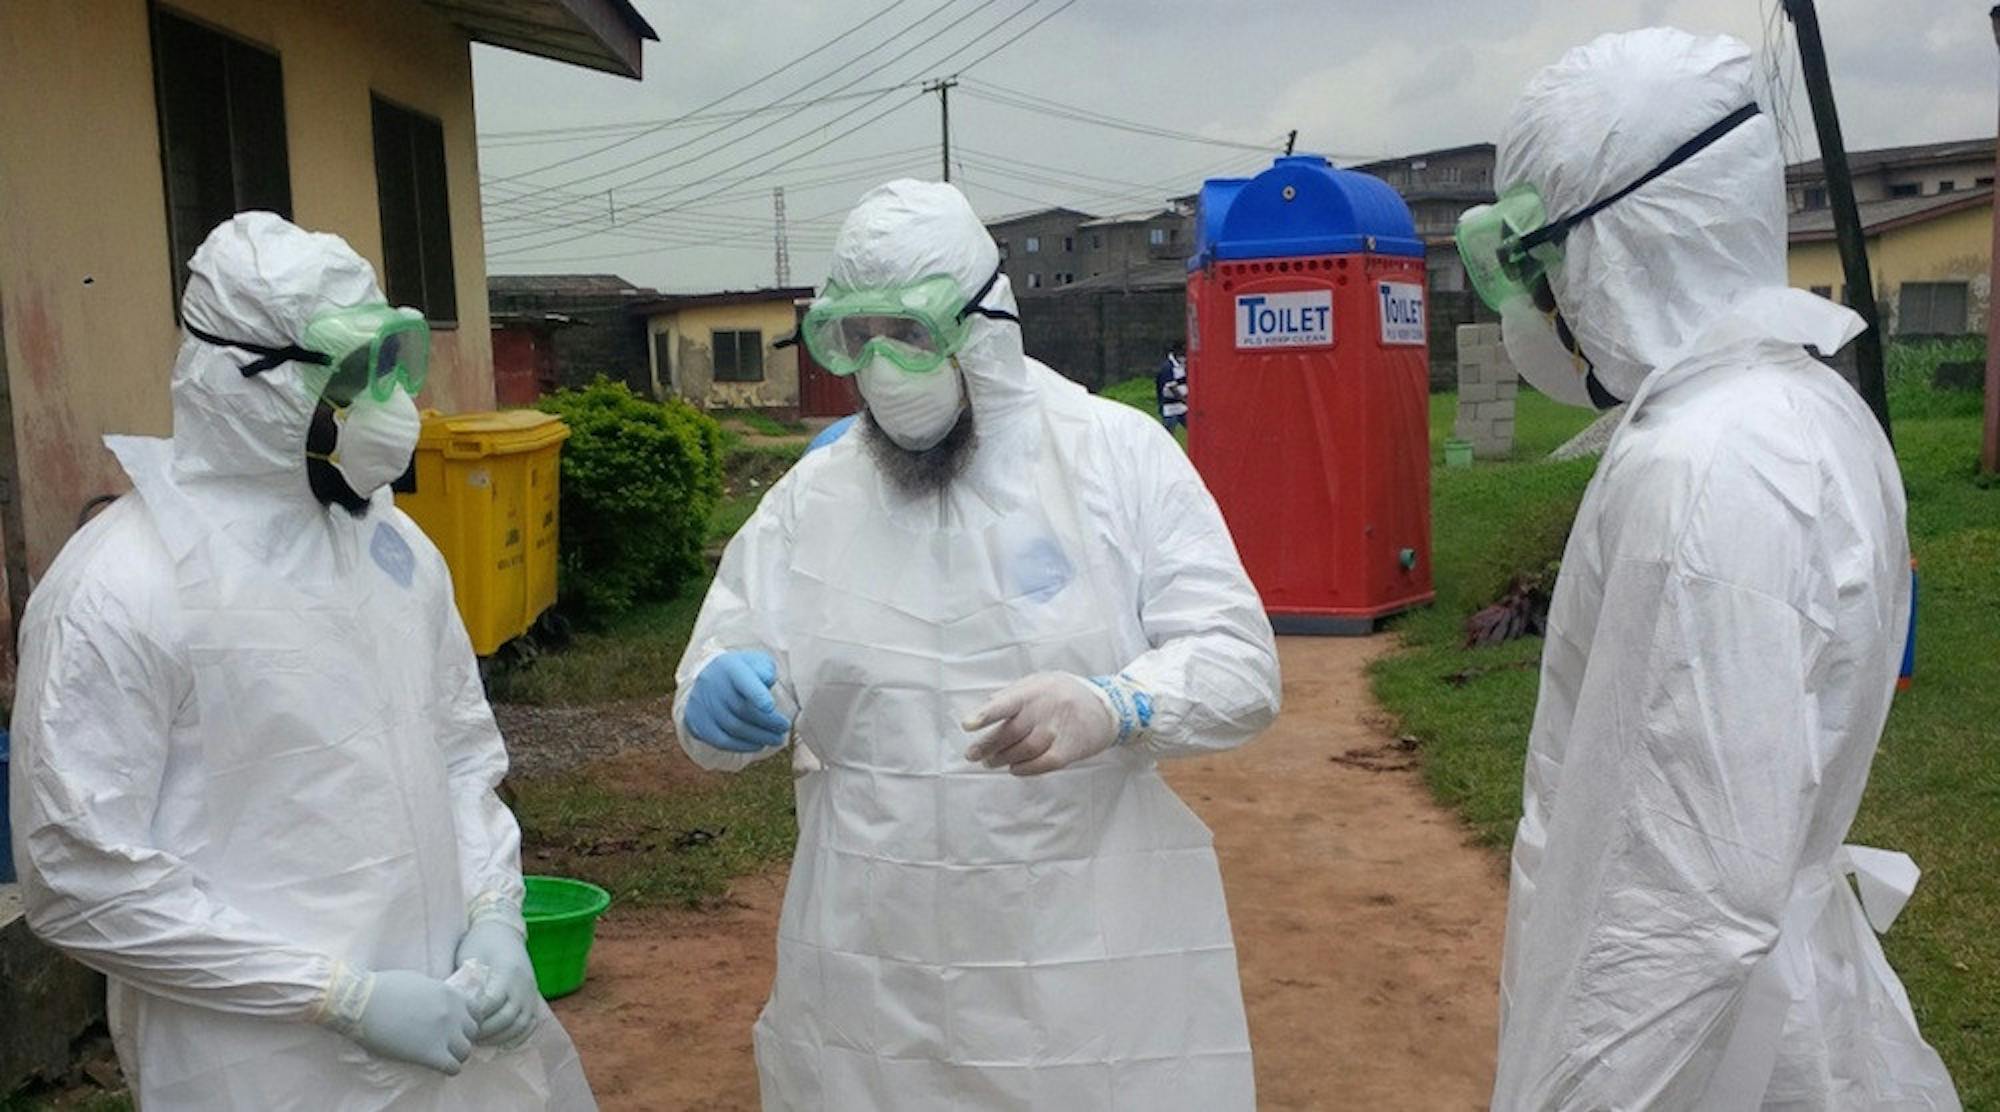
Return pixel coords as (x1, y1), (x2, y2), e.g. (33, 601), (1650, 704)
(1351, 142), (1495, 174)
(984, 206), (1094, 228)
(488, 273), (651, 296)
(423, 0), (657, 79)
(1787, 137), (1995, 181)
(1078, 208), (1182, 228)
(629, 286), (817, 315)
(1788, 187), (1991, 241)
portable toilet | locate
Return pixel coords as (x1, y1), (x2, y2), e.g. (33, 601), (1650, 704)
(1187, 154), (1434, 633)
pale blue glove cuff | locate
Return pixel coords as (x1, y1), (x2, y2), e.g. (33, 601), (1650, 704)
(1087, 674), (1155, 746)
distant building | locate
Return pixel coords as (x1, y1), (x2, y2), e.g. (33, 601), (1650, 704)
(1016, 259), (1186, 391)
(1350, 143), (1499, 387)
(630, 287), (836, 418)
(488, 274), (658, 396)
(1078, 207), (1195, 283)
(1789, 187), (1993, 336)
(986, 206), (1094, 293)
(1787, 138), (1995, 213)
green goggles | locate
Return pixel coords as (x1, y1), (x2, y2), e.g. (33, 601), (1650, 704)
(798, 267), (1017, 376)
(1457, 102), (1762, 312)
(189, 303), (431, 406)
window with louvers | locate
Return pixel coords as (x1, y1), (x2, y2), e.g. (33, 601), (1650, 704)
(151, 7), (293, 310)
(373, 96), (458, 322)
(1896, 282), (1968, 336)
(713, 330), (765, 382)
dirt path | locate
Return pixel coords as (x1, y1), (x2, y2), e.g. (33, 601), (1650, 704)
(552, 636), (1508, 1110)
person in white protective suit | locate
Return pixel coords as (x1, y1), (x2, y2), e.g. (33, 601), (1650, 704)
(8, 213), (596, 1111)
(673, 179), (1281, 1110)
(1456, 29), (1962, 1111)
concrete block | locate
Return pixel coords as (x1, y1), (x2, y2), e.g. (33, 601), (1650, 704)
(1491, 419), (1516, 440)
(1, 885), (106, 1093)
(1461, 383), (1497, 404)
(1496, 380), (1519, 398)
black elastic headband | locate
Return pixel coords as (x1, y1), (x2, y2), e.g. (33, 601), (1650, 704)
(956, 266), (1020, 325)
(1519, 102), (1763, 255)
(185, 323), (330, 378)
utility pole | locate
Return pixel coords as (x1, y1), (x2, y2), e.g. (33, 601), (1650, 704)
(1284, 129), (1298, 156)
(773, 187), (791, 288)
(925, 77), (958, 182)
(1984, 6), (2000, 474)
(1785, 0), (1892, 443)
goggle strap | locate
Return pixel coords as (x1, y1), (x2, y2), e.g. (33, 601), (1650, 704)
(1519, 102), (1762, 254)
(186, 323), (332, 378)
(955, 266), (1007, 322)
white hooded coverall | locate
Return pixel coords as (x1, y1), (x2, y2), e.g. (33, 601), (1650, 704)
(8, 214), (594, 1110)
(1489, 31), (1961, 1111)
(674, 181), (1281, 1110)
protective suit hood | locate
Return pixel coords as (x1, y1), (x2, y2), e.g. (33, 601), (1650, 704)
(828, 180), (1033, 430)
(1496, 29), (1856, 402)
(170, 212), (383, 488)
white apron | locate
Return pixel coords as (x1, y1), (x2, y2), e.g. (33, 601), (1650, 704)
(751, 406), (1254, 1110)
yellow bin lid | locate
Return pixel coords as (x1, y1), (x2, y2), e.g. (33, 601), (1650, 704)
(418, 409), (571, 459)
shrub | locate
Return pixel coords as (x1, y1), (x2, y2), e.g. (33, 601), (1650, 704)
(538, 380), (725, 624)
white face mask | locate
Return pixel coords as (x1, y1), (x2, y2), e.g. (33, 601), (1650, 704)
(1499, 297), (1601, 410)
(330, 388), (422, 495)
(856, 355), (967, 450)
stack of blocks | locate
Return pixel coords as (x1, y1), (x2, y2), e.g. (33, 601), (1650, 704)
(1453, 323), (1518, 459)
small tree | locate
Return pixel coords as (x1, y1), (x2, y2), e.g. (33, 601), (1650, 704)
(538, 380), (725, 623)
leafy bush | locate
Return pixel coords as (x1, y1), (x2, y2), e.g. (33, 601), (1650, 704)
(538, 380), (725, 624)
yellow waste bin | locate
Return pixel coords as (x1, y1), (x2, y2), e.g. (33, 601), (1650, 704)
(396, 409), (570, 656)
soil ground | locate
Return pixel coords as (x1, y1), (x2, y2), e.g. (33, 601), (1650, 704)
(551, 636), (1510, 1110)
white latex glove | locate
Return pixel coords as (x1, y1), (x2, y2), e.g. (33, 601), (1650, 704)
(455, 918), (543, 1050)
(318, 967), (484, 1076)
(962, 672), (1124, 776)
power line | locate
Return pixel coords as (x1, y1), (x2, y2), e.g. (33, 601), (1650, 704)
(482, 145), (935, 221)
(478, 86), (913, 149)
(958, 78), (1278, 153)
(488, 0), (992, 229)
(484, 0), (926, 187)
(492, 0), (1069, 257)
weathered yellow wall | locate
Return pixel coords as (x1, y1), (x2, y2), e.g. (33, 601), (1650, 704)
(0, 0), (493, 579)
(647, 302), (802, 410)
(1788, 201), (1992, 331)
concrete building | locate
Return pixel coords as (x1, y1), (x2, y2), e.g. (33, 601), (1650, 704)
(0, 0), (655, 608)
(1787, 138), (1995, 213)
(1351, 143), (1499, 387)
(987, 206), (1093, 293)
(488, 273), (657, 394)
(1078, 207), (1195, 283)
(0, 0), (655, 1094)
(1789, 187), (1993, 336)
(633, 287), (831, 417)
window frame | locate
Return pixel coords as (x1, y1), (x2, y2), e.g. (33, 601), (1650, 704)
(150, 4), (294, 314)
(371, 94), (459, 324)
(711, 328), (766, 382)
(1025, 235), (1041, 254)
(1897, 281), (1969, 336)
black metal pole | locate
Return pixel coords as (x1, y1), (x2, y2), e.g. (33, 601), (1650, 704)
(1785, 0), (1892, 442)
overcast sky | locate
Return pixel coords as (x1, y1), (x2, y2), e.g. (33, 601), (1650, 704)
(473, 0), (1995, 293)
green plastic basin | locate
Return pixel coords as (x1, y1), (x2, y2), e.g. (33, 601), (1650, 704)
(522, 875), (611, 1000)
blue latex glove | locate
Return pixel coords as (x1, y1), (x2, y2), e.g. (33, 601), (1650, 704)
(454, 919), (541, 1050)
(806, 415), (857, 454)
(686, 651), (792, 752)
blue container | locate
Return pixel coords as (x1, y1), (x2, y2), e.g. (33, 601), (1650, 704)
(1898, 562), (1917, 691)
(1, 728), (13, 884)
(1190, 154), (1425, 269)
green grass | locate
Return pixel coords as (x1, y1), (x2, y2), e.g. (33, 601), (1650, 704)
(1428, 387), (1600, 462)
(715, 408), (810, 438)
(1371, 344), (2000, 1102)
(512, 753), (798, 909)
(1101, 375), (1160, 412)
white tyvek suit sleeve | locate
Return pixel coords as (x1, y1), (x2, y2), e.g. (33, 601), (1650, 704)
(13, 589), (337, 1018)
(425, 547), (527, 924)
(1494, 495), (1829, 1109)
(1107, 412), (1281, 758)
(672, 468), (804, 773)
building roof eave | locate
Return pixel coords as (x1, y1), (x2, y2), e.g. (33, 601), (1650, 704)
(425, 0), (658, 79)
